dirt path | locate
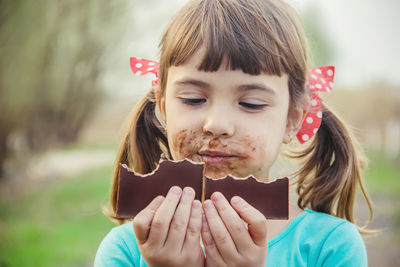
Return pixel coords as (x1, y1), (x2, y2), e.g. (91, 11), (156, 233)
(26, 149), (115, 180)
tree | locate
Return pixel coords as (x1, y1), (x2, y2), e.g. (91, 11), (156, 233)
(0, 0), (126, 177)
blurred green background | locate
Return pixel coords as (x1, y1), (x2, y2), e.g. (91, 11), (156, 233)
(0, 0), (399, 266)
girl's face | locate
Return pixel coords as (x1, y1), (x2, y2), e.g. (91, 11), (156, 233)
(157, 49), (303, 181)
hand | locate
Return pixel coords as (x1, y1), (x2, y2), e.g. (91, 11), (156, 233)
(201, 192), (268, 267)
(133, 186), (205, 267)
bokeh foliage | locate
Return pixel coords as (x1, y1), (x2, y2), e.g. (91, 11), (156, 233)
(301, 5), (334, 67)
(0, 0), (126, 177)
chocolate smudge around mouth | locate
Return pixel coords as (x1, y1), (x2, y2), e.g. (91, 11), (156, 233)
(172, 130), (265, 179)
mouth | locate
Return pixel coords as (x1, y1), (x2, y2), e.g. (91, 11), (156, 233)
(198, 150), (238, 164)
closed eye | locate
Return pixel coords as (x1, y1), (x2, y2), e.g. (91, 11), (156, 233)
(239, 102), (267, 110)
(179, 97), (206, 105)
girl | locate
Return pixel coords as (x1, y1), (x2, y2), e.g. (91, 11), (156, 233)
(95, 0), (374, 266)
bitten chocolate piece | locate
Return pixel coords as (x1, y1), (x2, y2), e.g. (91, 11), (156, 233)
(116, 159), (289, 219)
(116, 160), (203, 218)
(204, 176), (289, 219)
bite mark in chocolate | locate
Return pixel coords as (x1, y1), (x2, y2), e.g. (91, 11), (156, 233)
(205, 175), (288, 219)
(117, 159), (203, 218)
(116, 159), (289, 219)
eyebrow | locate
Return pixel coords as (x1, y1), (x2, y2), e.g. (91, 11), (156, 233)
(174, 78), (277, 95)
(174, 79), (210, 89)
(237, 83), (276, 95)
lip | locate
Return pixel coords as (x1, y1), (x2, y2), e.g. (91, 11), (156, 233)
(198, 150), (238, 164)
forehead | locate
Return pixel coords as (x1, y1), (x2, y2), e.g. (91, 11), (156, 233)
(169, 47), (288, 86)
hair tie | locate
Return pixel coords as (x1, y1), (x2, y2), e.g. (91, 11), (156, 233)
(130, 57), (160, 86)
(129, 57), (334, 144)
(296, 66), (335, 144)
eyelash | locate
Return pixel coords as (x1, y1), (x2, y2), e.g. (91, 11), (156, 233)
(180, 98), (206, 105)
(179, 98), (267, 110)
(239, 102), (267, 110)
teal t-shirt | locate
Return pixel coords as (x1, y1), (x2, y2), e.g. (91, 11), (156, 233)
(94, 209), (367, 266)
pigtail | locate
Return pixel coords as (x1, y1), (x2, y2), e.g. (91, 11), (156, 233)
(104, 89), (170, 224)
(129, 90), (170, 174)
(292, 104), (377, 235)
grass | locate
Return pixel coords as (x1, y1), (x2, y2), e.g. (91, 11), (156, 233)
(363, 151), (400, 198)
(60, 142), (118, 152)
(0, 164), (116, 267)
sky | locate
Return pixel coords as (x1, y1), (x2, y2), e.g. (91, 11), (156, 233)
(292, 0), (400, 86)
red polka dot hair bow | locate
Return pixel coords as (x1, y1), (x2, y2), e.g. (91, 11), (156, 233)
(130, 57), (160, 86)
(296, 66), (335, 144)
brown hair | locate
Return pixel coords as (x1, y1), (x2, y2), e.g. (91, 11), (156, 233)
(105, 0), (375, 234)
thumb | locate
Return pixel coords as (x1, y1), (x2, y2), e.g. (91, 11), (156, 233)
(230, 196), (268, 247)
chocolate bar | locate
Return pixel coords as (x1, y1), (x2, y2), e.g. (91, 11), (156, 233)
(116, 159), (289, 219)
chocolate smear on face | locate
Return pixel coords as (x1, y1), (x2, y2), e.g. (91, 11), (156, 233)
(171, 130), (267, 180)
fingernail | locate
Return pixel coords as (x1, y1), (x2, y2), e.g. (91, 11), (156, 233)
(192, 200), (201, 209)
(231, 196), (242, 204)
(170, 186), (182, 195)
(204, 200), (214, 210)
(211, 192), (222, 202)
(183, 187), (195, 196)
(155, 195), (164, 205)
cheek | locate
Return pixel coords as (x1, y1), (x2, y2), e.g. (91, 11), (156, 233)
(239, 135), (266, 162)
(232, 131), (282, 179)
(164, 100), (200, 159)
(168, 128), (203, 160)
(258, 128), (284, 162)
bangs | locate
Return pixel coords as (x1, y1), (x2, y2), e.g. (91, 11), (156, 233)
(159, 0), (305, 80)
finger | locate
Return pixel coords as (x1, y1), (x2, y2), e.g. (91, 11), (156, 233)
(133, 195), (165, 245)
(164, 187), (195, 250)
(211, 192), (253, 253)
(182, 199), (203, 250)
(230, 196), (268, 247)
(203, 199), (237, 261)
(201, 213), (225, 266)
(146, 186), (182, 247)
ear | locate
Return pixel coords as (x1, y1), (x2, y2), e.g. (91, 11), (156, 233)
(155, 89), (166, 125)
(283, 106), (307, 144)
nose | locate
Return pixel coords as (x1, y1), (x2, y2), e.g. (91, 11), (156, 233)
(202, 105), (234, 137)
